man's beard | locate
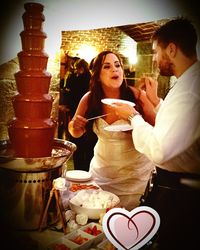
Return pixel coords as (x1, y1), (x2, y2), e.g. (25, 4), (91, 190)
(159, 55), (174, 77)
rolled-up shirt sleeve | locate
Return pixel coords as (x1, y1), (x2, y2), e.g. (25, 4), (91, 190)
(154, 98), (163, 113)
(130, 115), (164, 164)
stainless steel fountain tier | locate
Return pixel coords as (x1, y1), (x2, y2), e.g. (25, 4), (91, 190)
(0, 139), (76, 230)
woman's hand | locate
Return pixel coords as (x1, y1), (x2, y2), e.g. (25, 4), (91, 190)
(72, 115), (87, 130)
(68, 115), (88, 138)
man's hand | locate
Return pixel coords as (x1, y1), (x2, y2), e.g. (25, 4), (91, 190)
(112, 103), (136, 120)
(138, 76), (160, 107)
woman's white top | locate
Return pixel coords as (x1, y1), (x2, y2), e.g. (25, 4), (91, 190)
(89, 118), (154, 210)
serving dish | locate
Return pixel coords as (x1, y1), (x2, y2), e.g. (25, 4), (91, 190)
(69, 189), (120, 220)
(65, 229), (94, 250)
(80, 222), (104, 245)
(47, 237), (78, 250)
(47, 223), (104, 250)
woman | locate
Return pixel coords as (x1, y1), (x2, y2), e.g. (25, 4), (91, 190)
(66, 58), (97, 171)
(68, 51), (156, 210)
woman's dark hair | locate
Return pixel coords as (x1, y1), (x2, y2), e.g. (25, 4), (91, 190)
(152, 17), (197, 58)
(84, 50), (141, 131)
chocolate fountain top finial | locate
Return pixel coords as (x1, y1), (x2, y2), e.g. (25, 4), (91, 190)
(24, 2), (44, 12)
(23, 2), (45, 31)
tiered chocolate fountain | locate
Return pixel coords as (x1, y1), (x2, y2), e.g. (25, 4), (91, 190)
(9, 2), (55, 157)
(0, 2), (76, 230)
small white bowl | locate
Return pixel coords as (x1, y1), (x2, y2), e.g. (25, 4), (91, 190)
(66, 229), (94, 250)
(69, 189), (120, 220)
(80, 222), (104, 245)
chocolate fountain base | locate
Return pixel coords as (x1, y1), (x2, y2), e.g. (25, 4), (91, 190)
(0, 167), (61, 230)
(0, 139), (76, 230)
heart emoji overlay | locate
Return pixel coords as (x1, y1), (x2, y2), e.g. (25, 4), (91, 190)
(102, 206), (160, 250)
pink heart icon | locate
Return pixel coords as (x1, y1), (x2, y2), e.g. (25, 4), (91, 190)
(102, 206), (160, 250)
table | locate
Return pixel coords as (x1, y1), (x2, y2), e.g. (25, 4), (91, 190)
(10, 220), (107, 250)
(32, 180), (107, 249)
(7, 179), (116, 249)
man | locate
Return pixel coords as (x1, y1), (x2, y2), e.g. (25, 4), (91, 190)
(113, 18), (200, 249)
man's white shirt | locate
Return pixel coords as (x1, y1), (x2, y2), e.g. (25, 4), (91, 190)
(130, 61), (200, 173)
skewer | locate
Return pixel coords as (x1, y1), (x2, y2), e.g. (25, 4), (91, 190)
(38, 187), (67, 234)
(54, 188), (67, 234)
(38, 187), (54, 231)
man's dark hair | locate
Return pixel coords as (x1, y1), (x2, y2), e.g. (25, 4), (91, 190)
(152, 17), (197, 57)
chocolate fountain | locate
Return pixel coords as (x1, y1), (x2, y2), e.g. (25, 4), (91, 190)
(0, 2), (76, 230)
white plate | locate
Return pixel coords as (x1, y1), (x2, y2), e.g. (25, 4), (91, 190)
(101, 98), (135, 107)
(104, 123), (132, 132)
(65, 170), (92, 182)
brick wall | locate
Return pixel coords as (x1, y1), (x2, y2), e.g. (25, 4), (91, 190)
(61, 26), (169, 97)
(61, 27), (136, 69)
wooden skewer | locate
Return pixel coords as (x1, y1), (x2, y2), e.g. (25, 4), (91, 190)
(54, 189), (67, 234)
(38, 187), (54, 231)
(38, 187), (67, 234)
